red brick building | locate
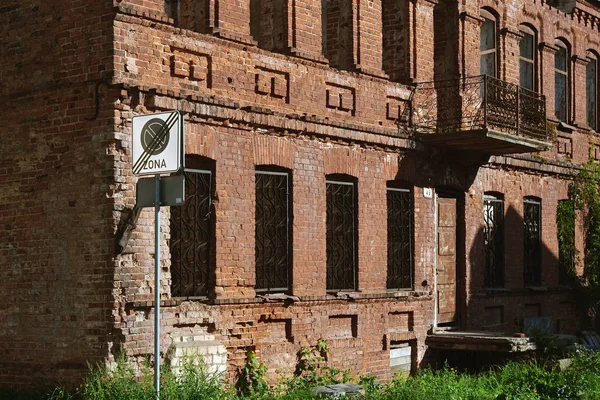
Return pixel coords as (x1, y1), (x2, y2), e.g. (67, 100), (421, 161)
(1, 0), (599, 386)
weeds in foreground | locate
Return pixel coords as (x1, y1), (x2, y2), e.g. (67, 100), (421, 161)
(4, 344), (600, 399)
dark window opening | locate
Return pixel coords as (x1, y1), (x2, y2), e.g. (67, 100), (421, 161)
(587, 53), (597, 130)
(557, 199), (576, 285)
(382, 0), (409, 82)
(484, 194), (504, 287)
(555, 40), (570, 122)
(387, 186), (413, 290)
(177, 0), (212, 33)
(326, 176), (357, 291)
(255, 168), (291, 293)
(250, 0), (288, 52)
(524, 197), (542, 286)
(170, 158), (215, 298)
(322, 0), (354, 69)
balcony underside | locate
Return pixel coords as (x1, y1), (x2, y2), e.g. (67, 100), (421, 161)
(418, 128), (551, 155)
(427, 330), (538, 353)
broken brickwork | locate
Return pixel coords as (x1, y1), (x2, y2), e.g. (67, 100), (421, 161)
(1, 0), (599, 387)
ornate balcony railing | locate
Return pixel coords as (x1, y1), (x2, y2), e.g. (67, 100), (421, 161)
(412, 75), (548, 144)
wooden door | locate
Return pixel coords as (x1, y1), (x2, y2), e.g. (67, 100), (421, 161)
(436, 196), (457, 325)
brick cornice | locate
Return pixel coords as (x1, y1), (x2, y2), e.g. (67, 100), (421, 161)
(572, 54), (590, 65)
(501, 28), (524, 39)
(460, 11), (484, 25)
(539, 42), (560, 53)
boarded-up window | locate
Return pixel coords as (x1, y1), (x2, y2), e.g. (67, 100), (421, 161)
(390, 341), (413, 375)
(250, 0), (289, 52)
(322, 0), (354, 69)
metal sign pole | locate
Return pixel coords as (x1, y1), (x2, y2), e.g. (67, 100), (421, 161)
(154, 174), (161, 399)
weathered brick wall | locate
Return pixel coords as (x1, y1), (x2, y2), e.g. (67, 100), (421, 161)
(4, 0), (600, 387)
(0, 0), (116, 386)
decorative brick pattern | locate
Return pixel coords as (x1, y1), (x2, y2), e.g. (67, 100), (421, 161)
(254, 67), (289, 102)
(4, 0), (600, 388)
(325, 83), (356, 115)
(171, 48), (211, 86)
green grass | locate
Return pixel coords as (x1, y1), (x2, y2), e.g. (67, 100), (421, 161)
(3, 347), (600, 399)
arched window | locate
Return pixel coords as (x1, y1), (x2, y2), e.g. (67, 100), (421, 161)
(587, 51), (598, 130)
(555, 39), (571, 122)
(480, 9), (499, 78)
(484, 193), (504, 287)
(519, 25), (536, 91)
(524, 196), (542, 286)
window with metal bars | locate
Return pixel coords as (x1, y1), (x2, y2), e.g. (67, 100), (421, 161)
(484, 194), (504, 287)
(326, 176), (357, 292)
(255, 169), (291, 293)
(387, 187), (413, 290)
(524, 197), (542, 286)
(170, 162), (214, 298)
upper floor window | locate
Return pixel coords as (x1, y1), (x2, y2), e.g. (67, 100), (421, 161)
(387, 185), (413, 290)
(170, 157), (215, 298)
(250, 0), (288, 52)
(519, 26), (536, 91)
(587, 52), (598, 130)
(255, 167), (292, 293)
(555, 39), (570, 122)
(524, 197), (542, 286)
(322, 0), (354, 70)
(484, 193), (504, 287)
(480, 9), (498, 78)
(326, 175), (358, 292)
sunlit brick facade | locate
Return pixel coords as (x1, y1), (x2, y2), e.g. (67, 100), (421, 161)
(2, 0), (600, 386)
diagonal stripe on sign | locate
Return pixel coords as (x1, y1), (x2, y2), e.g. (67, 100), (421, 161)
(133, 112), (179, 175)
(134, 112), (178, 173)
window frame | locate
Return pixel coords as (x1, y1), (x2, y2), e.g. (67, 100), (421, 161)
(170, 161), (215, 299)
(386, 185), (414, 291)
(554, 39), (571, 122)
(523, 196), (542, 286)
(519, 25), (537, 92)
(325, 175), (358, 292)
(483, 193), (505, 288)
(255, 168), (292, 294)
(480, 9), (499, 78)
(587, 51), (598, 131)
